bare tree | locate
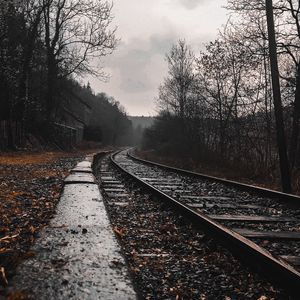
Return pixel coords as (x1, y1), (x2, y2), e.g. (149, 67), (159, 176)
(0, 1), (26, 148)
(42, 0), (117, 120)
(228, 0), (296, 189)
(158, 40), (195, 119)
(195, 37), (255, 157)
(15, 1), (45, 128)
(265, 0), (292, 192)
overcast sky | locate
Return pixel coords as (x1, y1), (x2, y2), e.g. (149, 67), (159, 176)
(86, 0), (228, 116)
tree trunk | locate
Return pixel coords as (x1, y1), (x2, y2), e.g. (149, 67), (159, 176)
(15, 8), (43, 146)
(265, 0), (292, 193)
(7, 117), (14, 150)
(46, 54), (57, 122)
(289, 60), (300, 168)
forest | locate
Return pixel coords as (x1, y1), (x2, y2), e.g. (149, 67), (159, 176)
(2, 0), (300, 193)
(0, 0), (133, 149)
(142, 0), (300, 193)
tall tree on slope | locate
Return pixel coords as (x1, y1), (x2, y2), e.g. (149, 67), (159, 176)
(158, 40), (195, 119)
(42, 0), (117, 121)
(265, 0), (292, 192)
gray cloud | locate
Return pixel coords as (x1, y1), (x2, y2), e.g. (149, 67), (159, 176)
(178, 0), (206, 10)
(115, 47), (152, 93)
(86, 0), (227, 115)
(107, 31), (178, 94)
(149, 33), (178, 56)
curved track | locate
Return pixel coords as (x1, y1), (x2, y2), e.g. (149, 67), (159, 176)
(109, 149), (300, 295)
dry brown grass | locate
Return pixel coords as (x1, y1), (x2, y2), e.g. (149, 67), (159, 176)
(0, 150), (94, 165)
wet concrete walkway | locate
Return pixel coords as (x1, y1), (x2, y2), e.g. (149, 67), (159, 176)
(8, 155), (137, 299)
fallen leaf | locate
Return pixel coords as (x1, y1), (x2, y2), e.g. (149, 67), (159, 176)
(0, 234), (19, 242)
(0, 248), (12, 254)
(7, 291), (29, 300)
(0, 266), (8, 285)
(114, 227), (125, 237)
(24, 251), (36, 259)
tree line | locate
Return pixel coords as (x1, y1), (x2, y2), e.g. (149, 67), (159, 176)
(82, 89), (133, 146)
(143, 0), (300, 193)
(0, 0), (123, 149)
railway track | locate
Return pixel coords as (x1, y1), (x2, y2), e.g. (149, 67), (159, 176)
(98, 149), (300, 295)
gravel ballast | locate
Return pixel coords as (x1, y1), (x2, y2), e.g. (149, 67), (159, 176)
(94, 155), (289, 299)
(113, 151), (300, 275)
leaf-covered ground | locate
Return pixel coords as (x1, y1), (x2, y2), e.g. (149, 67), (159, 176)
(0, 151), (89, 295)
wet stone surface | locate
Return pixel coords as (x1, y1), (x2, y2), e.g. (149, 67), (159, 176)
(64, 173), (96, 184)
(0, 152), (87, 296)
(6, 161), (137, 300)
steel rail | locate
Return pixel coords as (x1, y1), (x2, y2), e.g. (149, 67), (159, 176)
(128, 149), (300, 204)
(110, 149), (300, 295)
